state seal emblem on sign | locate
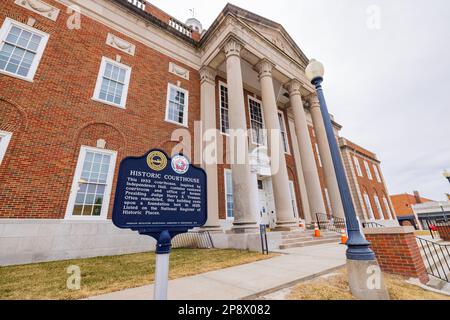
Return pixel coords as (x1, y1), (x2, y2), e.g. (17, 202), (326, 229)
(171, 155), (189, 175)
(147, 151), (167, 171)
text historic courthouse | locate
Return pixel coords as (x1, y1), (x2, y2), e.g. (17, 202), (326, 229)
(0, 0), (398, 265)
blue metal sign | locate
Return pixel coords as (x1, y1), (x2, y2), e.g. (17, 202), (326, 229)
(112, 149), (207, 234)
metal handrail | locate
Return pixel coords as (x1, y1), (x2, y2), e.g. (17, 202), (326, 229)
(316, 213), (346, 233)
(172, 231), (214, 249)
(362, 221), (385, 228)
(260, 225), (269, 255)
(417, 237), (450, 283)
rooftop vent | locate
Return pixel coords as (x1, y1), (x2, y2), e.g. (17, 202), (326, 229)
(127, 0), (146, 11)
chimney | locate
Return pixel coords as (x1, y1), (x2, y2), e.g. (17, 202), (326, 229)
(413, 191), (422, 204)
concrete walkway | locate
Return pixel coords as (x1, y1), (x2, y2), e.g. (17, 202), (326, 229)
(87, 243), (347, 300)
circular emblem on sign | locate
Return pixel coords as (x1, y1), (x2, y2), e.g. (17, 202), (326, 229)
(171, 155), (190, 175)
(147, 151), (167, 171)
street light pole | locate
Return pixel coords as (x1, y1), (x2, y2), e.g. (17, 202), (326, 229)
(305, 59), (375, 261)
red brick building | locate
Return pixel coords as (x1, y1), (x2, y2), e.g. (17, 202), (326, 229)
(0, 0), (397, 264)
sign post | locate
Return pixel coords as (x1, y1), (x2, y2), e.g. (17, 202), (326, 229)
(112, 149), (207, 300)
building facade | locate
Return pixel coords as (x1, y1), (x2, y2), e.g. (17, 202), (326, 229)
(0, 0), (396, 265)
(391, 192), (433, 229)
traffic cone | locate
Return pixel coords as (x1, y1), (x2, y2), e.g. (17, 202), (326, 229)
(340, 228), (348, 244)
(314, 223), (321, 238)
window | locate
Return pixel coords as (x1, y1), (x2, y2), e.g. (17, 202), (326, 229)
(257, 179), (264, 190)
(277, 111), (290, 154)
(93, 57), (131, 108)
(363, 192), (375, 220)
(0, 131), (12, 165)
(373, 195), (384, 220)
(364, 161), (373, 180)
(248, 96), (265, 145)
(353, 156), (363, 177)
(289, 181), (299, 218)
(373, 164), (382, 183)
(224, 169), (234, 219)
(165, 83), (189, 126)
(383, 197), (393, 220)
(219, 82), (229, 134)
(324, 188), (333, 215)
(65, 146), (117, 219)
(315, 143), (322, 167)
(0, 18), (49, 81)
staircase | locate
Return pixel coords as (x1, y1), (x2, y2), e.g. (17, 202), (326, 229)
(417, 237), (450, 291)
(279, 230), (341, 249)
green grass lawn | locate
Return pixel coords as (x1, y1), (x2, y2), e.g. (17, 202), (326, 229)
(0, 249), (275, 300)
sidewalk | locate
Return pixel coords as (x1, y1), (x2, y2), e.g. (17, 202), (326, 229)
(87, 243), (346, 300)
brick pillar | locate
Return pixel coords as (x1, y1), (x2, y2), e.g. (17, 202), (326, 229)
(364, 226), (429, 284)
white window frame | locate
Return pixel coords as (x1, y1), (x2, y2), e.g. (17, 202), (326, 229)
(364, 160), (373, 180)
(363, 192), (375, 220)
(165, 83), (189, 127)
(383, 197), (393, 220)
(373, 164), (382, 183)
(0, 18), (49, 82)
(92, 56), (132, 109)
(278, 110), (290, 154)
(218, 81), (229, 135)
(353, 156), (363, 177)
(65, 146), (117, 220)
(373, 195), (384, 220)
(315, 143), (322, 167)
(0, 131), (12, 165)
(224, 169), (234, 220)
(288, 181), (299, 218)
(248, 95), (266, 146)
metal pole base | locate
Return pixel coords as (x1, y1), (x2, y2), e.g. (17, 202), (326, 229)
(346, 259), (390, 300)
(154, 253), (170, 300)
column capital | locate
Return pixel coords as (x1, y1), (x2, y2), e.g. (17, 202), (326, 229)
(223, 37), (243, 58)
(256, 58), (274, 80)
(307, 94), (321, 109)
(200, 66), (217, 85)
(285, 79), (303, 97)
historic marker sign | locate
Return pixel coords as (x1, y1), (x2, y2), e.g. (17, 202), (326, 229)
(112, 149), (207, 231)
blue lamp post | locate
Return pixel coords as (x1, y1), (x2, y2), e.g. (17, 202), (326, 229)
(305, 59), (376, 261)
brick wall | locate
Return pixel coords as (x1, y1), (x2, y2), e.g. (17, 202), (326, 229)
(364, 227), (429, 284)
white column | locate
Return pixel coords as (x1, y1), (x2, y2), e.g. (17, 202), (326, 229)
(257, 59), (297, 229)
(199, 66), (221, 230)
(309, 95), (345, 219)
(224, 38), (258, 232)
(286, 79), (327, 222)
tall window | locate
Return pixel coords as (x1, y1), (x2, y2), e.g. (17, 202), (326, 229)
(373, 164), (382, 183)
(277, 111), (290, 154)
(383, 197), (393, 220)
(248, 97), (265, 145)
(65, 146), (117, 219)
(363, 192), (375, 220)
(324, 188), (333, 215)
(0, 131), (12, 165)
(364, 161), (373, 180)
(224, 169), (234, 219)
(219, 82), (229, 134)
(315, 143), (322, 167)
(289, 181), (299, 218)
(353, 156), (363, 177)
(0, 18), (49, 81)
(373, 195), (384, 220)
(93, 57), (131, 108)
(165, 83), (189, 126)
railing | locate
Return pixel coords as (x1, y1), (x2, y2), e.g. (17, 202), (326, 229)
(168, 18), (193, 37)
(316, 213), (346, 234)
(362, 221), (385, 229)
(420, 218), (448, 239)
(260, 224), (269, 255)
(417, 237), (450, 283)
(172, 231), (214, 249)
(127, 0), (146, 11)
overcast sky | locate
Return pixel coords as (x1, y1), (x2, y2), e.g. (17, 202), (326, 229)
(149, 0), (450, 200)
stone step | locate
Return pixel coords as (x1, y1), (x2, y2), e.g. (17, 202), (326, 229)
(279, 237), (341, 249)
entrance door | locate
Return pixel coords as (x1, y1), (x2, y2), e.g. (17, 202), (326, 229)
(258, 179), (269, 225)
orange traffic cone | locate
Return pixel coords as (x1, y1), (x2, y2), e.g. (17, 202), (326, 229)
(340, 228), (348, 244)
(314, 223), (321, 238)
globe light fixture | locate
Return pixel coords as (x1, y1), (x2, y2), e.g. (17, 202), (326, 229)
(305, 58), (325, 82)
(443, 170), (450, 184)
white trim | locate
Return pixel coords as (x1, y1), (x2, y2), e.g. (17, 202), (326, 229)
(364, 160), (373, 180)
(315, 143), (322, 167)
(324, 187), (333, 215)
(353, 156), (363, 177)
(0, 18), (49, 82)
(224, 168), (234, 220)
(218, 80), (229, 136)
(363, 192), (375, 220)
(0, 131), (12, 165)
(277, 110), (291, 154)
(165, 83), (189, 127)
(92, 56), (132, 109)
(383, 197), (393, 220)
(373, 164), (382, 183)
(373, 194), (384, 220)
(288, 181), (298, 218)
(248, 95), (266, 146)
(65, 146), (117, 221)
